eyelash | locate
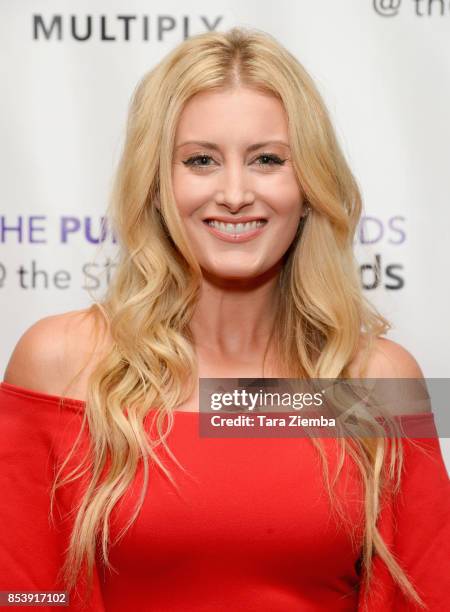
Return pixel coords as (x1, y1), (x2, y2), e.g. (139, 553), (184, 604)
(182, 153), (286, 170)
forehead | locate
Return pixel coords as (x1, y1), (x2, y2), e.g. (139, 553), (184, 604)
(174, 87), (289, 143)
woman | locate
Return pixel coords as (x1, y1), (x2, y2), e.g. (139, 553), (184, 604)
(1, 27), (448, 611)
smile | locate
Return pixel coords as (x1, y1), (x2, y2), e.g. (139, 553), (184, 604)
(203, 219), (268, 243)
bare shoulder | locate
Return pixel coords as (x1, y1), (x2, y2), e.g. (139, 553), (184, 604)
(3, 306), (112, 400)
(348, 336), (425, 379)
(348, 336), (431, 416)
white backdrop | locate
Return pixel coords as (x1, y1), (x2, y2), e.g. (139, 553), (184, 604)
(1, 1), (449, 468)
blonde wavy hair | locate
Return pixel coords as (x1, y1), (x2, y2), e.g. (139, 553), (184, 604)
(50, 27), (426, 610)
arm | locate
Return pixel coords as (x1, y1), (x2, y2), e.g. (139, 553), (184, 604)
(0, 318), (106, 611)
(358, 431), (450, 611)
(356, 338), (450, 610)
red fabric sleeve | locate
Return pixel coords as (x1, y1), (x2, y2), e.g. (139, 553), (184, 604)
(358, 416), (450, 611)
(0, 384), (105, 611)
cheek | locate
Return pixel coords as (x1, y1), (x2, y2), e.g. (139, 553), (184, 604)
(172, 168), (211, 217)
(264, 178), (302, 215)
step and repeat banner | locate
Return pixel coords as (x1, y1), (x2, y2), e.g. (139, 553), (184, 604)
(0, 1), (449, 460)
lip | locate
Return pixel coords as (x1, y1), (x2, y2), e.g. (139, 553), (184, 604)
(202, 216), (267, 223)
(203, 219), (268, 243)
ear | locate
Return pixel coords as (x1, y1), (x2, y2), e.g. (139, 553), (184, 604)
(154, 195), (161, 211)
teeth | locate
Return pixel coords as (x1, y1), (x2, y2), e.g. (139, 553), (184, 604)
(206, 220), (266, 234)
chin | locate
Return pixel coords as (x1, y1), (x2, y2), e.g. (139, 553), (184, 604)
(200, 264), (273, 284)
(208, 269), (257, 280)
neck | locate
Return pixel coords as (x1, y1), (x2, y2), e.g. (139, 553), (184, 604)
(190, 267), (281, 359)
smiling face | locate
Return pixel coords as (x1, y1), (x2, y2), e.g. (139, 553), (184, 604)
(171, 86), (305, 282)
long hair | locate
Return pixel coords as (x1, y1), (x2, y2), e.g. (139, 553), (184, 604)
(50, 27), (425, 609)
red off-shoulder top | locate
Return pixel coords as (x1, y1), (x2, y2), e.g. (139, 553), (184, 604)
(0, 381), (448, 611)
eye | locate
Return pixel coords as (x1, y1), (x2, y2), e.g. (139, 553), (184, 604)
(182, 154), (215, 168)
(181, 152), (287, 170)
(255, 153), (286, 167)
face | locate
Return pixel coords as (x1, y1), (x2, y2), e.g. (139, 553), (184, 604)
(171, 86), (305, 281)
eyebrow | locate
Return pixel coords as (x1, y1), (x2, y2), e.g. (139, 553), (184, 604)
(175, 140), (290, 152)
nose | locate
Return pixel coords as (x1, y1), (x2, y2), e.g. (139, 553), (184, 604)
(215, 162), (255, 211)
